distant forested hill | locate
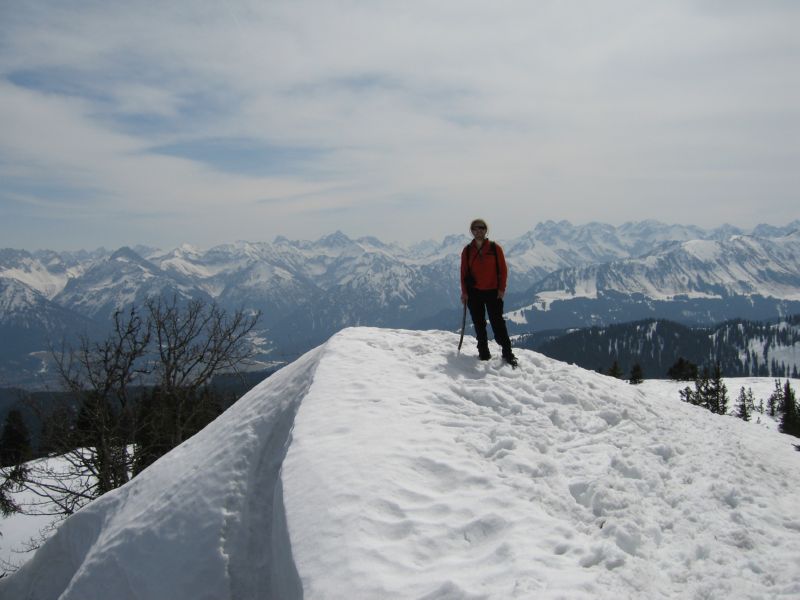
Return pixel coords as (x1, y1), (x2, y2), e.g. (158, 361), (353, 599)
(516, 315), (800, 379)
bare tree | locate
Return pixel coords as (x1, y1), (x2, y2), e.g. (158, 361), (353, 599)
(18, 307), (150, 515)
(18, 298), (260, 517)
(134, 297), (259, 472)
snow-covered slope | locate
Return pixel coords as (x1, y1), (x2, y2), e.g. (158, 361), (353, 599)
(54, 247), (211, 320)
(527, 233), (800, 303)
(0, 248), (103, 299)
(0, 250), (69, 300)
(3, 328), (799, 599)
(0, 277), (97, 368)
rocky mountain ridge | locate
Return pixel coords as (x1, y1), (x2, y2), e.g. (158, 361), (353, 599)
(2, 219), (800, 386)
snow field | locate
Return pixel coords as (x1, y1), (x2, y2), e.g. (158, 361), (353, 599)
(1, 327), (799, 599)
(282, 329), (800, 599)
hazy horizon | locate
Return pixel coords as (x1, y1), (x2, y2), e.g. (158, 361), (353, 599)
(3, 217), (800, 254)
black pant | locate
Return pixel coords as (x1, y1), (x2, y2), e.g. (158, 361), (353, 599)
(467, 288), (512, 355)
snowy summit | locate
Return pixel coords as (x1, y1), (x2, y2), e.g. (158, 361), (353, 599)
(2, 328), (799, 599)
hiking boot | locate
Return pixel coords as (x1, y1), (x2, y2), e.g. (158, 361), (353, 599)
(478, 350), (492, 361)
(502, 352), (518, 368)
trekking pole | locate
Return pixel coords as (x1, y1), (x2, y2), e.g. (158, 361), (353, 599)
(457, 302), (467, 354)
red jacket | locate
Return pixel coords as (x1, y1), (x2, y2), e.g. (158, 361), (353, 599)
(460, 240), (508, 295)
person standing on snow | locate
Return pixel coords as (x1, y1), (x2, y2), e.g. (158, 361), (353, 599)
(460, 218), (518, 367)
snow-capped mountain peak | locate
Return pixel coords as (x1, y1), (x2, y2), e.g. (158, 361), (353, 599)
(527, 233), (800, 303)
(4, 221), (800, 387)
(314, 230), (353, 250)
(0, 249), (72, 299)
(109, 246), (158, 269)
(0, 277), (44, 314)
(52, 247), (207, 320)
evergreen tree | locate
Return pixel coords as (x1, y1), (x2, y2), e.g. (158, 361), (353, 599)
(767, 379), (783, 417)
(134, 385), (223, 476)
(0, 410), (30, 521)
(629, 363), (644, 385)
(696, 367), (711, 408)
(679, 366), (730, 416)
(0, 409), (32, 467)
(668, 357), (698, 381)
(736, 387), (754, 422)
(71, 392), (129, 495)
(133, 387), (169, 476)
(38, 402), (75, 457)
(779, 380), (800, 438)
(0, 465), (27, 517)
(707, 362), (729, 415)
(607, 360), (623, 379)
(679, 368), (708, 407)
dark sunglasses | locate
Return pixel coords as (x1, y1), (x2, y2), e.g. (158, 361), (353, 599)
(471, 225), (487, 231)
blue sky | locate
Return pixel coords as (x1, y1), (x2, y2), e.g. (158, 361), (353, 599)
(1, 0), (799, 251)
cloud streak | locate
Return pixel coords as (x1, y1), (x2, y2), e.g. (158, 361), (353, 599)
(0, 0), (798, 250)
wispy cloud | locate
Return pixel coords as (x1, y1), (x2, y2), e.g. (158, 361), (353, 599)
(147, 138), (330, 177)
(0, 0), (798, 250)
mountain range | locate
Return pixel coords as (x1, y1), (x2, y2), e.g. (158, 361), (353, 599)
(2, 219), (800, 387)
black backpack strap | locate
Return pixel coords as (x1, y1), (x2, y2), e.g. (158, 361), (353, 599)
(491, 242), (500, 285)
(464, 243), (477, 272)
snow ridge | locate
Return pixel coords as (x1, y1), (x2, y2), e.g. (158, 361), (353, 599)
(2, 328), (799, 599)
(0, 344), (323, 600)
